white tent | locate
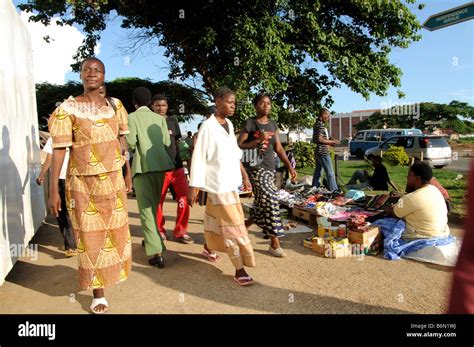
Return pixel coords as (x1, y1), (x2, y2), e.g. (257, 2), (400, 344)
(0, 0), (45, 285)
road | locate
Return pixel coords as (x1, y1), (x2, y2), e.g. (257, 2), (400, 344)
(334, 147), (472, 173)
(446, 155), (471, 173)
(0, 194), (463, 314)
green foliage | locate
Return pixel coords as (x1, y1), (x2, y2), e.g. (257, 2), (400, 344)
(35, 81), (82, 130)
(20, 0), (423, 129)
(35, 78), (208, 130)
(382, 145), (410, 166)
(356, 101), (474, 132)
(456, 137), (474, 144)
(286, 141), (316, 170)
(441, 118), (474, 135)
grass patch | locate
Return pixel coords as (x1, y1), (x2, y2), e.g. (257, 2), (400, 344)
(456, 137), (474, 144)
(298, 159), (467, 217)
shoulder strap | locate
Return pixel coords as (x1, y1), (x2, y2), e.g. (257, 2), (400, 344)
(107, 97), (117, 113)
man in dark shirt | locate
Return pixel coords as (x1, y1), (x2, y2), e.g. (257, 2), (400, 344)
(312, 108), (339, 190)
(151, 94), (194, 244)
(346, 155), (397, 191)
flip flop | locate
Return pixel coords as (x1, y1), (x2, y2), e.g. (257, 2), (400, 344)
(201, 250), (221, 262)
(90, 297), (108, 314)
(234, 276), (254, 286)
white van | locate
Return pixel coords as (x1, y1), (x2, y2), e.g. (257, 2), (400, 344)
(365, 135), (453, 168)
(350, 128), (422, 158)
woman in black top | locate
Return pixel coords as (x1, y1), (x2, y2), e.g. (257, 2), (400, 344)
(238, 94), (297, 258)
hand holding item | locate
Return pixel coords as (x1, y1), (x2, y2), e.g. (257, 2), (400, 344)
(258, 131), (272, 143)
(243, 178), (252, 192)
(289, 168), (298, 184)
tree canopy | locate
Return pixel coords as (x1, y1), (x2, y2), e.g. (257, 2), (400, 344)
(35, 78), (208, 130)
(355, 100), (474, 133)
(20, 0), (423, 129)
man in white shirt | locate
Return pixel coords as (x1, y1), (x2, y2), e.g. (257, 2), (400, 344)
(36, 137), (76, 257)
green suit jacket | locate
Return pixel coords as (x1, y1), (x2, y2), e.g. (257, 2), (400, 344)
(126, 106), (174, 176)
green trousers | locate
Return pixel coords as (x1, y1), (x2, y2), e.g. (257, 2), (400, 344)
(133, 171), (166, 256)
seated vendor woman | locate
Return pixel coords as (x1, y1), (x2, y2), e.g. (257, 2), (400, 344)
(383, 162), (450, 241)
(408, 157), (452, 211)
(346, 155), (397, 191)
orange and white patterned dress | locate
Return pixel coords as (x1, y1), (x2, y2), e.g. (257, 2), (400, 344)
(48, 96), (132, 290)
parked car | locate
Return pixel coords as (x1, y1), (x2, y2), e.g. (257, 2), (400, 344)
(365, 135), (452, 168)
(350, 128), (422, 158)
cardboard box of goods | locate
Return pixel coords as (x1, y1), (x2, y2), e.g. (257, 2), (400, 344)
(348, 225), (382, 249)
(312, 237), (350, 258)
(329, 245), (351, 258)
(312, 243), (326, 255)
(317, 225), (340, 238)
(292, 207), (310, 222)
(303, 237), (314, 249)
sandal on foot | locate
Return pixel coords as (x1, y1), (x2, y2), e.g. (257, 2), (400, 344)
(268, 246), (287, 258)
(65, 249), (77, 257)
(234, 276), (254, 286)
(90, 297), (108, 314)
(201, 249), (221, 262)
(176, 234), (194, 244)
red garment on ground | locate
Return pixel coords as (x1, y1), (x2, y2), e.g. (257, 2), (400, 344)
(448, 159), (474, 313)
(156, 167), (190, 238)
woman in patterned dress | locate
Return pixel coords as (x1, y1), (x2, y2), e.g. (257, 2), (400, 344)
(48, 57), (132, 313)
(238, 94), (297, 258)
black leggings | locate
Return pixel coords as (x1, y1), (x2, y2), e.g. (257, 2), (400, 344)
(58, 179), (76, 250)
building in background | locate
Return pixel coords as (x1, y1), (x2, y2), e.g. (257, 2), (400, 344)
(278, 129), (310, 144)
(330, 109), (380, 140)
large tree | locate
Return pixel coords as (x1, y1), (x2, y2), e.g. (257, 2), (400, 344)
(356, 100), (474, 133)
(20, 0), (423, 129)
(35, 78), (208, 130)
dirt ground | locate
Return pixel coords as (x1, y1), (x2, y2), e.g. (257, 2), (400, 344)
(0, 195), (463, 314)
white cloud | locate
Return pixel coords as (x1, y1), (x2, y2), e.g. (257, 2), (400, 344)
(20, 11), (101, 84)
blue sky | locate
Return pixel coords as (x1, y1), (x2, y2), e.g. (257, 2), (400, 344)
(16, 0), (474, 133)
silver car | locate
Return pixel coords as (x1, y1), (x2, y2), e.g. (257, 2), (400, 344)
(365, 135), (452, 168)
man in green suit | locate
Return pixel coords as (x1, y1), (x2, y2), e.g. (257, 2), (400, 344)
(126, 87), (174, 268)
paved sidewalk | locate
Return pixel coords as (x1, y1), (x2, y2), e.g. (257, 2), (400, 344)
(0, 195), (462, 314)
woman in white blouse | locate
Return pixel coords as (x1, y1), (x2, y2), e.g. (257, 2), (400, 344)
(188, 87), (256, 286)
